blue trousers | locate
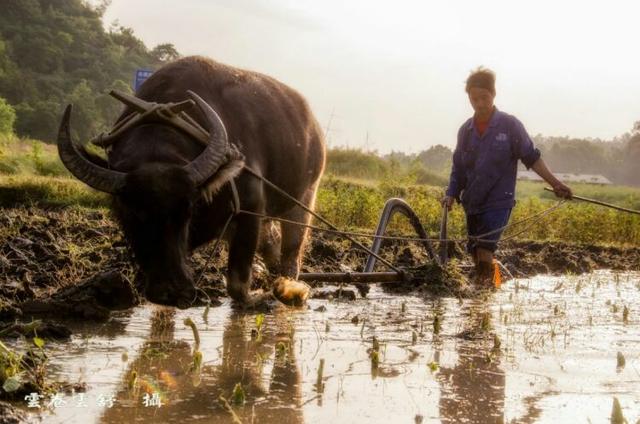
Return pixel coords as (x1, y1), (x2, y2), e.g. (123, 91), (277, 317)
(466, 208), (512, 254)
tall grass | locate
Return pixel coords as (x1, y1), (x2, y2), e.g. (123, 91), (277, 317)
(0, 175), (108, 208)
(316, 176), (640, 246)
(0, 134), (70, 176)
(1, 134), (638, 246)
(325, 147), (448, 187)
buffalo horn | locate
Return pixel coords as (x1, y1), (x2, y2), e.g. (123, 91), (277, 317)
(57, 105), (127, 194)
(183, 91), (237, 187)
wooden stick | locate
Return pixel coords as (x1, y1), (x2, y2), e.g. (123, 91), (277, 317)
(544, 187), (640, 215)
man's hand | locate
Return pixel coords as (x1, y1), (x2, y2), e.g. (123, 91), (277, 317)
(442, 195), (455, 211)
(531, 158), (573, 200)
(552, 182), (573, 199)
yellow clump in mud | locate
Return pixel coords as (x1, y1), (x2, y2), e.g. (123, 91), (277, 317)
(273, 277), (310, 306)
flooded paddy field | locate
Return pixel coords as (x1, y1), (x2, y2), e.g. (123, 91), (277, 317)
(1, 207), (639, 423)
(2, 270), (636, 423)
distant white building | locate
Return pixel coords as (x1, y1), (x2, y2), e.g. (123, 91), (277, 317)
(518, 171), (613, 185)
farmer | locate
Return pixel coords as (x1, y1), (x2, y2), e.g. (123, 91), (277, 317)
(443, 67), (572, 286)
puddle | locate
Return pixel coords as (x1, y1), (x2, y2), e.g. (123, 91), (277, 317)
(7, 270), (640, 423)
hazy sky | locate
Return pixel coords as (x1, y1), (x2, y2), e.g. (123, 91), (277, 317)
(102, 0), (640, 153)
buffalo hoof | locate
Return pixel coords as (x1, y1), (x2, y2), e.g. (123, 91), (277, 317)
(273, 277), (310, 307)
(229, 289), (274, 310)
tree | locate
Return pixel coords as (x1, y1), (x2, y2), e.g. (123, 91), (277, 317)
(0, 0), (179, 141)
(0, 96), (16, 134)
(151, 43), (180, 63)
(417, 144), (452, 174)
(621, 126), (640, 186)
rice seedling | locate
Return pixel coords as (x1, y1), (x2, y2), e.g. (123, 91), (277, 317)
(231, 382), (245, 406)
(316, 359), (325, 393)
(203, 304), (210, 323)
(218, 395), (242, 424)
(183, 317), (200, 350)
(493, 334), (501, 351)
(370, 350), (380, 370)
(192, 350), (203, 372)
(616, 352), (625, 370)
(610, 397), (627, 424)
(433, 313), (441, 335)
(480, 312), (491, 332)
(127, 370), (137, 391)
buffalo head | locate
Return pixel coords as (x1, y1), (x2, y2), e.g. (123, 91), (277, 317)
(57, 92), (243, 308)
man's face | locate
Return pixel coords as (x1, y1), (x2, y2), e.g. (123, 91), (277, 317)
(467, 87), (495, 118)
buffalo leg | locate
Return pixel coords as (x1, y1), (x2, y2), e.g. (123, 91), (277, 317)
(226, 214), (269, 305)
(279, 184), (318, 278)
(258, 220), (281, 273)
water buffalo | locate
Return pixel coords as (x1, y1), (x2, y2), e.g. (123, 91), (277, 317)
(57, 56), (326, 308)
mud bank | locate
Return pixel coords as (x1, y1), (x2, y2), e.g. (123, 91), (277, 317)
(1, 206), (638, 318)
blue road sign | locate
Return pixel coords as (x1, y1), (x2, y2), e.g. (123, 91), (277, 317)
(134, 69), (154, 91)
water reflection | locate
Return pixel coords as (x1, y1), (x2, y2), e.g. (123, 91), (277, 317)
(100, 307), (303, 423)
(34, 271), (640, 423)
(437, 301), (505, 424)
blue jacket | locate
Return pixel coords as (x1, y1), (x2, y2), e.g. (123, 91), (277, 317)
(445, 108), (541, 215)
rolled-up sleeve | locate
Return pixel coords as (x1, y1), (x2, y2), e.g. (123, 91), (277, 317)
(512, 118), (541, 169)
(446, 126), (466, 198)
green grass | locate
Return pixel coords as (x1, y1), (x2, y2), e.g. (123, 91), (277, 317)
(1, 134), (639, 246)
(517, 180), (640, 209)
(316, 176), (640, 246)
(0, 134), (71, 177)
(0, 175), (109, 208)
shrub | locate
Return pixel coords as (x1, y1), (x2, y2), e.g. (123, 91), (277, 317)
(0, 97), (16, 135)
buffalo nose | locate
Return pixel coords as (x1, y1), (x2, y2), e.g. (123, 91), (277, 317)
(146, 288), (171, 306)
(144, 279), (197, 308)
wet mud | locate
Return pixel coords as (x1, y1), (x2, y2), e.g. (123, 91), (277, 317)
(0, 206), (639, 422)
(0, 400), (32, 423)
(1, 206), (638, 319)
(4, 271), (637, 423)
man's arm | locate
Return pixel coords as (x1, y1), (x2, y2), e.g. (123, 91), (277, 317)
(511, 117), (572, 199)
(530, 158), (573, 199)
(443, 127), (467, 210)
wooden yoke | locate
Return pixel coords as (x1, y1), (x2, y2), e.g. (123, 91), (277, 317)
(90, 90), (210, 148)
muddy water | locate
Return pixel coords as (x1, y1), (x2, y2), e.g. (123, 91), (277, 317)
(15, 270), (640, 423)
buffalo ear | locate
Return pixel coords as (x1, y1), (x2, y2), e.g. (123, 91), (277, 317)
(200, 157), (245, 204)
